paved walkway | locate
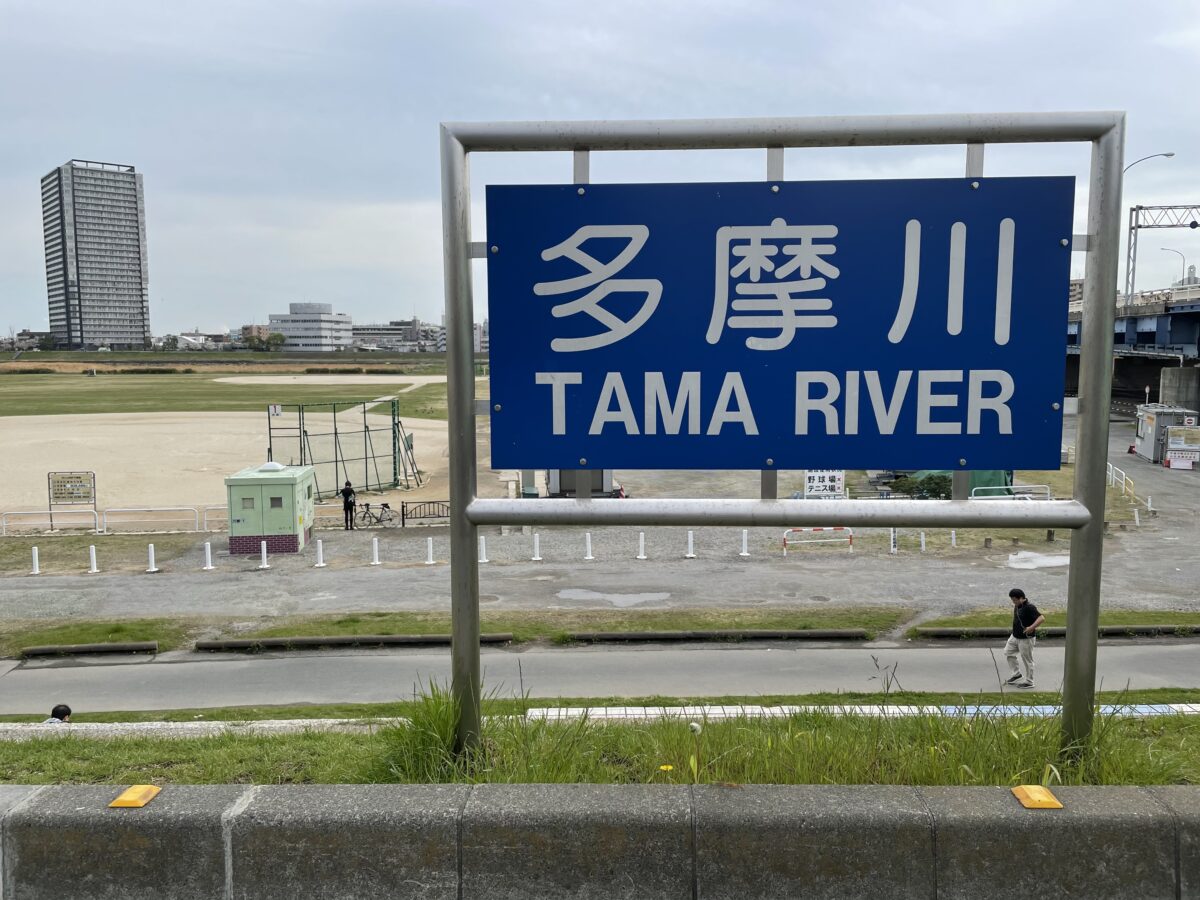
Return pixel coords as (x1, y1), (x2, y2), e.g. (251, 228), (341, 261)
(1, 641), (1197, 715)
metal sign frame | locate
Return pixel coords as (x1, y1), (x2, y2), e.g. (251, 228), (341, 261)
(47, 471), (96, 531)
(440, 112), (1125, 751)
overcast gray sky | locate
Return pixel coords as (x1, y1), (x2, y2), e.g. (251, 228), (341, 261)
(1, 0), (1196, 335)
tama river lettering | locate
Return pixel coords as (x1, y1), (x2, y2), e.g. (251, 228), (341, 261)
(534, 370), (1015, 438)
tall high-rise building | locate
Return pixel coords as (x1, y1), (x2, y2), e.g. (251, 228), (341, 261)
(41, 160), (150, 349)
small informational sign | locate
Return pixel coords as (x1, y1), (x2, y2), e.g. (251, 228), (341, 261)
(1184, 416), (1197, 426)
(1167, 426), (1200, 450)
(486, 177), (1074, 470)
(268, 404), (283, 417)
(48, 471), (96, 506)
(804, 469), (846, 499)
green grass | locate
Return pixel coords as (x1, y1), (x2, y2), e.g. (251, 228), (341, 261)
(0, 619), (192, 657)
(0, 534), (203, 574)
(0, 374), (455, 418)
(1, 686), (1196, 785)
(3, 687), (1198, 725)
(914, 609), (1200, 635)
(244, 607), (910, 644)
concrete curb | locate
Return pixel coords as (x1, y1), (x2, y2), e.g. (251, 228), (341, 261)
(565, 628), (869, 643)
(914, 625), (1200, 639)
(19, 641), (158, 657)
(193, 633), (514, 651)
(1, 785), (1197, 898)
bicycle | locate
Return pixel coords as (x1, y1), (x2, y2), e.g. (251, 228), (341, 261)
(356, 502), (397, 527)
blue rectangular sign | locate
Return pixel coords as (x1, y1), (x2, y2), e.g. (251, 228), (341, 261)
(485, 177), (1074, 470)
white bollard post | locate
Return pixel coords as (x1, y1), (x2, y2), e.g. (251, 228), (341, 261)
(371, 536), (382, 566)
(739, 529), (750, 558)
(88, 545), (99, 574)
(685, 530), (696, 559)
(30, 546), (40, 575)
(146, 543), (160, 573)
(584, 533), (594, 561)
(258, 541), (270, 570)
(478, 536), (489, 564)
(919, 532), (926, 553)
(314, 539), (327, 568)
(531, 533), (542, 562)
(202, 541), (215, 571)
(889, 528), (898, 555)
(636, 532), (647, 560)
(1133, 509), (1141, 528)
(425, 536), (436, 565)
(1147, 496), (1155, 516)
(951, 530), (957, 548)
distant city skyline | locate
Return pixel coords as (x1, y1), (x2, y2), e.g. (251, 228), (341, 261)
(2, 0), (1198, 336)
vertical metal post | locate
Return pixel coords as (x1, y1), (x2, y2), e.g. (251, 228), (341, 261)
(1062, 119), (1124, 748)
(954, 143), (986, 502)
(761, 147), (785, 502)
(441, 126), (482, 752)
(1124, 206), (1138, 307)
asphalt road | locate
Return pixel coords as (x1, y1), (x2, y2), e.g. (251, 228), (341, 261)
(1, 640), (1197, 714)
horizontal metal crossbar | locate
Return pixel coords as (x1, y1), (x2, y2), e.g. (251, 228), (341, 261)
(1130, 205), (1200, 228)
(466, 498), (1090, 529)
(445, 111), (1121, 152)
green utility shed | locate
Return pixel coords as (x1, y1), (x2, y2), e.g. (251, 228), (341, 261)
(225, 462), (316, 554)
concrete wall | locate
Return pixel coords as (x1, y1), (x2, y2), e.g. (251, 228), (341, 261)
(2, 784), (1197, 899)
(1161, 366), (1200, 411)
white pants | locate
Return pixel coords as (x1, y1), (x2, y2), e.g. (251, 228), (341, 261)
(1004, 636), (1035, 682)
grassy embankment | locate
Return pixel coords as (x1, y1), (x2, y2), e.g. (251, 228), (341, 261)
(0, 685), (1196, 786)
(0, 373), (450, 419)
(0, 608), (909, 659)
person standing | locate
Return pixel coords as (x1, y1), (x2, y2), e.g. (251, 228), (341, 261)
(340, 481), (357, 530)
(1004, 588), (1045, 688)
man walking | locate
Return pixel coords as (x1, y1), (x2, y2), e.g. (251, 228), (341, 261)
(1004, 588), (1044, 689)
(340, 481), (357, 530)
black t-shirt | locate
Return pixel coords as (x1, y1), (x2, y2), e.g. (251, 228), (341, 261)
(1012, 601), (1042, 639)
(340, 487), (355, 506)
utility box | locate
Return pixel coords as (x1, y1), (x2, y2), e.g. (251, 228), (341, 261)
(225, 462), (316, 554)
(1134, 404), (1199, 463)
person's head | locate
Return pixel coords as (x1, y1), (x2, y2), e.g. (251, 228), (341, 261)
(49, 704), (71, 722)
(344, 481), (351, 488)
(1009, 588), (1027, 606)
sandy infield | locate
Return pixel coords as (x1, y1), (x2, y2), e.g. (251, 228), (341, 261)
(0, 411), (463, 512)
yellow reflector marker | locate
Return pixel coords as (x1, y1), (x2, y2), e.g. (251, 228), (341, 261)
(109, 785), (161, 808)
(1011, 785), (1063, 809)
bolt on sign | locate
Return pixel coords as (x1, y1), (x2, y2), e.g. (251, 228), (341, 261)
(47, 471), (96, 506)
(485, 178), (1074, 470)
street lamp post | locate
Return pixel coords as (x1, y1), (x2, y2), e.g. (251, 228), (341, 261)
(1124, 152), (1175, 173)
(1161, 247), (1186, 283)
(1123, 152), (1177, 306)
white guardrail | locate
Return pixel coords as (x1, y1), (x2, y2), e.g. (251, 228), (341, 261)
(102, 507), (200, 532)
(1, 509), (101, 536)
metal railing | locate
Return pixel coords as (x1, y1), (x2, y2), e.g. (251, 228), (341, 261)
(1, 509), (100, 535)
(402, 500), (451, 526)
(102, 507), (200, 533)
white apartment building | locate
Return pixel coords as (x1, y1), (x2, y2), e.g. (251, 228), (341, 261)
(41, 160), (150, 349)
(268, 303), (353, 351)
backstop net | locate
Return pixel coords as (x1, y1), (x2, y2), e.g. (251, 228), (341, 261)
(266, 400), (423, 499)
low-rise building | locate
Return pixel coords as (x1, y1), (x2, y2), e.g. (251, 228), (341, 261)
(268, 303), (353, 352)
